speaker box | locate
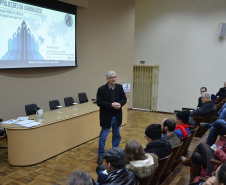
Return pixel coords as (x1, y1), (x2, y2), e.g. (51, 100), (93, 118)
(219, 23), (226, 37)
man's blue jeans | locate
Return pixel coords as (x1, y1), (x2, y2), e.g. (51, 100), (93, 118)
(207, 119), (226, 146)
(98, 116), (121, 157)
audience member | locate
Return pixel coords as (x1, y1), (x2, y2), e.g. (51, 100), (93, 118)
(216, 81), (226, 98)
(218, 102), (226, 116)
(201, 108), (226, 146)
(144, 124), (171, 159)
(198, 87), (207, 108)
(189, 92), (216, 125)
(181, 142), (226, 183)
(162, 118), (181, 147)
(125, 140), (159, 179)
(174, 111), (190, 139)
(67, 170), (95, 185)
(96, 147), (137, 185)
(200, 162), (226, 185)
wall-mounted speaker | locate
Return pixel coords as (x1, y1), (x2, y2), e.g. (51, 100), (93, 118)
(219, 23), (226, 37)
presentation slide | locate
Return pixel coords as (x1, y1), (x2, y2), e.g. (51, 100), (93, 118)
(0, 0), (76, 69)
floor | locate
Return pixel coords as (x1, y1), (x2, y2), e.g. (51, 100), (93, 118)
(0, 110), (206, 185)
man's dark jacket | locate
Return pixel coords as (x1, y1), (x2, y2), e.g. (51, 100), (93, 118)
(97, 83), (127, 128)
(144, 138), (171, 159)
(100, 170), (137, 185)
(216, 87), (226, 98)
(190, 101), (216, 117)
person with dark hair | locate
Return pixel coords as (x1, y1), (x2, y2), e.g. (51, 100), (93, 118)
(198, 87), (207, 108)
(96, 70), (127, 165)
(144, 124), (171, 159)
(67, 170), (95, 185)
(96, 147), (137, 185)
(196, 162), (226, 185)
(189, 92), (216, 125)
(125, 140), (159, 179)
(216, 81), (226, 98)
(174, 111), (190, 139)
(162, 118), (181, 147)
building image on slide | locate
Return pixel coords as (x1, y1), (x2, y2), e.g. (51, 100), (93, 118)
(0, 20), (44, 61)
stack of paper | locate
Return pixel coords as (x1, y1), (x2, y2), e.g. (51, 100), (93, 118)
(15, 120), (40, 127)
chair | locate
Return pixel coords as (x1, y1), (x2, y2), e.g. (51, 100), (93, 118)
(25, 103), (38, 116)
(64, 97), (75, 107)
(149, 153), (172, 185)
(49, 100), (60, 110)
(78, 92), (88, 104)
(159, 143), (182, 183)
(136, 173), (155, 185)
(183, 127), (199, 156)
(193, 110), (216, 137)
(172, 135), (191, 170)
(0, 118), (7, 142)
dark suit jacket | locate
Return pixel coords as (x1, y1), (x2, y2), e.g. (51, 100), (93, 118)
(190, 101), (216, 117)
(197, 97), (202, 108)
(216, 87), (226, 98)
(97, 83), (127, 128)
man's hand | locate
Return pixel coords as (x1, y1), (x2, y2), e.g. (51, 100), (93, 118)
(112, 102), (121, 109)
(203, 176), (216, 185)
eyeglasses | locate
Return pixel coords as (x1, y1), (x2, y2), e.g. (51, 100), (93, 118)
(108, 76), (117, 79)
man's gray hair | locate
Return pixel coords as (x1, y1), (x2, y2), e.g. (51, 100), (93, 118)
(202, 92), (211, 99)
(106, 70), (116, 79)
(67, 170), (93, 185)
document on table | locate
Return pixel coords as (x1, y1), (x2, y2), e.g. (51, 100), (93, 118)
(17, 117), (29, 121)
(15, 120), (40, 127)
(1, 119), (18, 124)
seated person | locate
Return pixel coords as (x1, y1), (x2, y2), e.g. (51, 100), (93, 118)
(96, 147), (137, 185)
(218, 102), (226, 116)
(162, 118), (181, 147)
(125, 140), (159, 179)
(201, 108), (226, 146)
(216, 81), (226, 98)
(198, 87), (207, 108)
(189, 92), (216, 125)
(181, 142), (226, 183)
(144, 124), (171, 159)
(174, 111), (190, 139)
(67, 170), (96, 185)
(199, 162), (226, 185)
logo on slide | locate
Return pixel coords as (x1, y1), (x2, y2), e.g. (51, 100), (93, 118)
(65, 14), (73, 27)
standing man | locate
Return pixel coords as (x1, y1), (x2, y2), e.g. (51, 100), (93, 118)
(96, 71), (127, 165)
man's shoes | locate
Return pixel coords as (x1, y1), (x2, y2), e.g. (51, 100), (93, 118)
(97, 156), (103, 165)
(200, 123), (211, 128)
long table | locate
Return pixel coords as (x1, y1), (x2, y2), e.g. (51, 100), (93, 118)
(1, 102), (127, 166)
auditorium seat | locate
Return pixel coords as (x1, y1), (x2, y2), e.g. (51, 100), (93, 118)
(193, 110), (216, 137)
(172, 134), (191, 171)
(150, 153), (171, 185)
(183, 127), (199, 156)
(160, 143), (182, 183)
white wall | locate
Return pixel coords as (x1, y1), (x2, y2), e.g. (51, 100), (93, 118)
(135, 0), (226, 113)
